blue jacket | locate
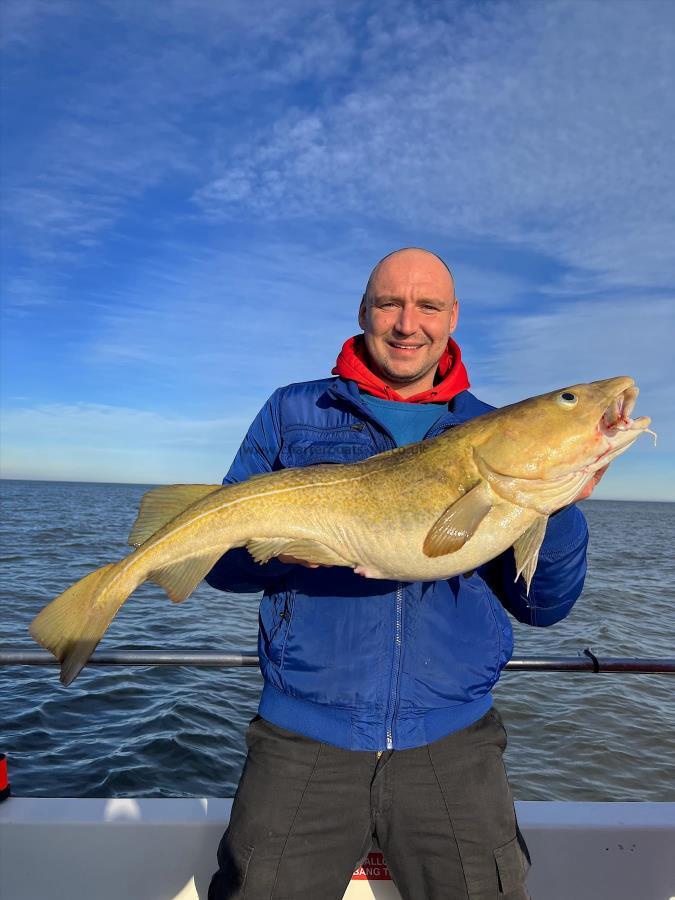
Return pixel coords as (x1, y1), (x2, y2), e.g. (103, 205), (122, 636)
(206, 376), (589, 751)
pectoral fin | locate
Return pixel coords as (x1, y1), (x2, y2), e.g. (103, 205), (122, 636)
(423, 482), (493, 557)
(129, 484), (222, 548)
(512, 516), (548, 595)
(246, 537), (349, 567)
(148, 550), (223, 603)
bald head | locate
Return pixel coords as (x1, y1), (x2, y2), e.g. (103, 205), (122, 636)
(364, 248), (455, 305)
(358, 247), (459, 398)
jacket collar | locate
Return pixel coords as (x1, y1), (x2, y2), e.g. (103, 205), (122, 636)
(327, 376), (474, 427)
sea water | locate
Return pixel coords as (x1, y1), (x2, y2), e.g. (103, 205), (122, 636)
(1, 480), (673, 800)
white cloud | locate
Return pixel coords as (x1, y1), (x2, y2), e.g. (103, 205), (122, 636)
(80, 240), (370, 390)
(0, 402), (246, 445)
(194, 0), (675, 289)
(0, 402), (251, 483)
(5, 0), (674, 290)
(462, 293), (675, 500)
(0, 274), (57, 310)
(0, 0), (76, 49)
(469, 295), (674, 404)
(1, 0), (358, 259)
(2, 0), (673, 499)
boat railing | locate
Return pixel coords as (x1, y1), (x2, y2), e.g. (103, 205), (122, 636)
(1, 648), (674, 673)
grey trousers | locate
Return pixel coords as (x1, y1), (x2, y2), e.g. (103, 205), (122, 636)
(209, 707), (531, 900)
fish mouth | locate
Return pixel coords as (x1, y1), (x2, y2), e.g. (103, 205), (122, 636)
(599, 383), (651, 439)
(594, 381), (655, 471)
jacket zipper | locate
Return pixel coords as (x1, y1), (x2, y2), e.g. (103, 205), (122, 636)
(424, 418), (458, 440)
(384, 581), (404, 750)
(332, 386), (450, 751)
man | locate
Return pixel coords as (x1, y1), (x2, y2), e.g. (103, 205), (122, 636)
(207, 248), (594, 900)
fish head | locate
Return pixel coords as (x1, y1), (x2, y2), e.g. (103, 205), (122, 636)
(476, 376), (652, 484)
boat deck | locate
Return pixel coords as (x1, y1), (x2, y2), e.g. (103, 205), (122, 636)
(1, 798), (674, 899)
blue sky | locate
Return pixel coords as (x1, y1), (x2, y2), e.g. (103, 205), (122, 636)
(1, 0), (673, 500)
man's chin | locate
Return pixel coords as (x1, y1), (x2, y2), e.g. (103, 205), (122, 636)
(380, 364), (435, 389)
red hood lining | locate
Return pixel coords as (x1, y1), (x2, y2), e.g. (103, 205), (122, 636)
(332, 335), (470, 404)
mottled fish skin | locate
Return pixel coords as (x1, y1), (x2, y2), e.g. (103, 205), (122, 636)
(29, 376), (652, 685)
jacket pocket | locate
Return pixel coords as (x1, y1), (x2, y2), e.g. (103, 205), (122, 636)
(493, 833), (530, 894)
(259, 590), (295, 667)
(279, 424), (374, 466)
(483, 581), (514, 679)
(408, 577), (503, 706)
(278, 573), (390, 708)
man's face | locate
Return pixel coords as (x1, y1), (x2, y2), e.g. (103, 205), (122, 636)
(358, 250), (459, 397)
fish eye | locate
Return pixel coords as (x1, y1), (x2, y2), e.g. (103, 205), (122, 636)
(557, 391), (578, 408)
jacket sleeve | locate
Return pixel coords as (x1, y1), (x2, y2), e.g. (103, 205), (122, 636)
(205, 390), (293, 594)
(478, 504), (589, 627)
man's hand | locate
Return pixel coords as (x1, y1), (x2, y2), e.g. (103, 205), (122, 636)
(572, 465), (609, 503)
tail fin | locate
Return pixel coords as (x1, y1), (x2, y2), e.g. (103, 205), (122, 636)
(29, 562), (123, 686)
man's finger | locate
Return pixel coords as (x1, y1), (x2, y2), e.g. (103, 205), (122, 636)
(572, 464), (610, 503)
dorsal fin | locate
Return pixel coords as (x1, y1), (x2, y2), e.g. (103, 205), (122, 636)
(128, 484), (222, 548)
(423, 482), (492, 557)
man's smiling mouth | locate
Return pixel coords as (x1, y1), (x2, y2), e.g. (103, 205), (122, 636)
(388, 342), (425, 350)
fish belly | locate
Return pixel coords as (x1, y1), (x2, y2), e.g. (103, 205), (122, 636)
(352, 502), (538, 582)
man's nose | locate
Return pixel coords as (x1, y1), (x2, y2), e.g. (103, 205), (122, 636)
(393, 305), (417, 335)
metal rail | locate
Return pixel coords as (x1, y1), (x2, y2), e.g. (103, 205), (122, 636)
(1, 649), (674, 673)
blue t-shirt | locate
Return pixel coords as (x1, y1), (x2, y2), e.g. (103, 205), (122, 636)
(359, 391), (447, 447)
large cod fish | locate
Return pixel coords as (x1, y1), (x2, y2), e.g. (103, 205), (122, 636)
(30, 376), (653, 686)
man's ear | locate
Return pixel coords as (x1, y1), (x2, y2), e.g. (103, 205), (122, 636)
(449, 299), (459, 334)
(358, 294), (367, 330)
